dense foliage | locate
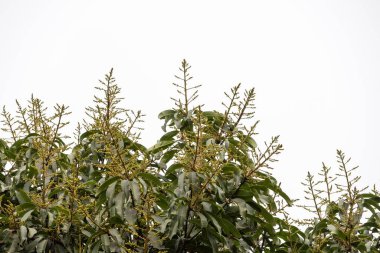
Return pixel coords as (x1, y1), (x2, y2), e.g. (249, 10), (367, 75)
(0, 60), (379, 252)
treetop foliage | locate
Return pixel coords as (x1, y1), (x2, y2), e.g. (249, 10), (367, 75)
(0, 60), (379, 252)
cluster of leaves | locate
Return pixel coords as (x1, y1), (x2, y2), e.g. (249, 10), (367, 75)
(295, 151), (380, 252)
(0, 60), (379, 252)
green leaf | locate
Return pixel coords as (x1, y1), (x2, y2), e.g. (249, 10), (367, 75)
(245, 135), (257, 149)
(0, 139), (8, 150)
(222, 163), (241, 175)
(148, 140), (175, 154)
(109, 228), (123, 244)
(139, 172), (161, 186)
(166, 163), (184, 177)
(327, 224), (346, 240)
(131, 180), (141, 204)
(10, 137), (28, 150)
(28, 227), (37, 238)
(235, 183), (254, 201)
(161, 219), (172, 233)
(48, 211), (54, 227)
(97, 176), (120, 196)
(123, 137), (147, 152)
(54, 136), (66, 147)
(15, 189), (31, 204)
(8, 234), (19, 253)
(250, 201), (274, 224)
(114, 193), (123, 217)
(106, 181), (117, 205)
(363, 197), (380, 213)
(156, 193), (169, 210)
(91, 240), (101, 252)
(177, 205), (188, 228)
(148, 231), (163, 249)
(79, 129), (101, 142)
(202, 202), (212, 213)
(168, 218), (179, 239)
(101, 234), (111, 248)
(36, 239), (48, 253)
(232, 198), (247, 217)
(109, 215), (123, 225)
(207, 231), (219, 253)
(160, 130), (179, 141)
(178, 171), (185, 191)
(160, 149), (178, 164)
(20, 225), (27, 242)
(257, 177), (292, 205)
(312, 219), (328, 235)
(50, 205), (70, 216)
(214, 215), (241, 238)
(207, 213), (221, 234)
(16, 202), (36, 213)
(158, 109), (176, 119)
(121, 179), (130, 198)
(197, 212), (208, 228)
(48, 187), (65, 198)
(23, 236), (43, 252)
(203, 111), (224, 121)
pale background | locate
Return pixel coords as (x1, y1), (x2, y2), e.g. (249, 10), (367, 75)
(1, 1), (379, 218)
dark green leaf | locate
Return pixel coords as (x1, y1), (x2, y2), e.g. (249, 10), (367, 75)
(166, 163), (184, 177)
(139, 172), (161, 186)
(158, 109), (176, 119)
(160, 149), (178, 164)
(15, 189), (31, 204)
(148, 140), (175, 154)
(160, 130), (179, 141)
(245, 135), (257, 149)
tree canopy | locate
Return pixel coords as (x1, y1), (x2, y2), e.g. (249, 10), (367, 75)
(0, 60), (379, 252)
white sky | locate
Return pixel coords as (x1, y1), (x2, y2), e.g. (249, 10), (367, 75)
(1, 1), (379, 217)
